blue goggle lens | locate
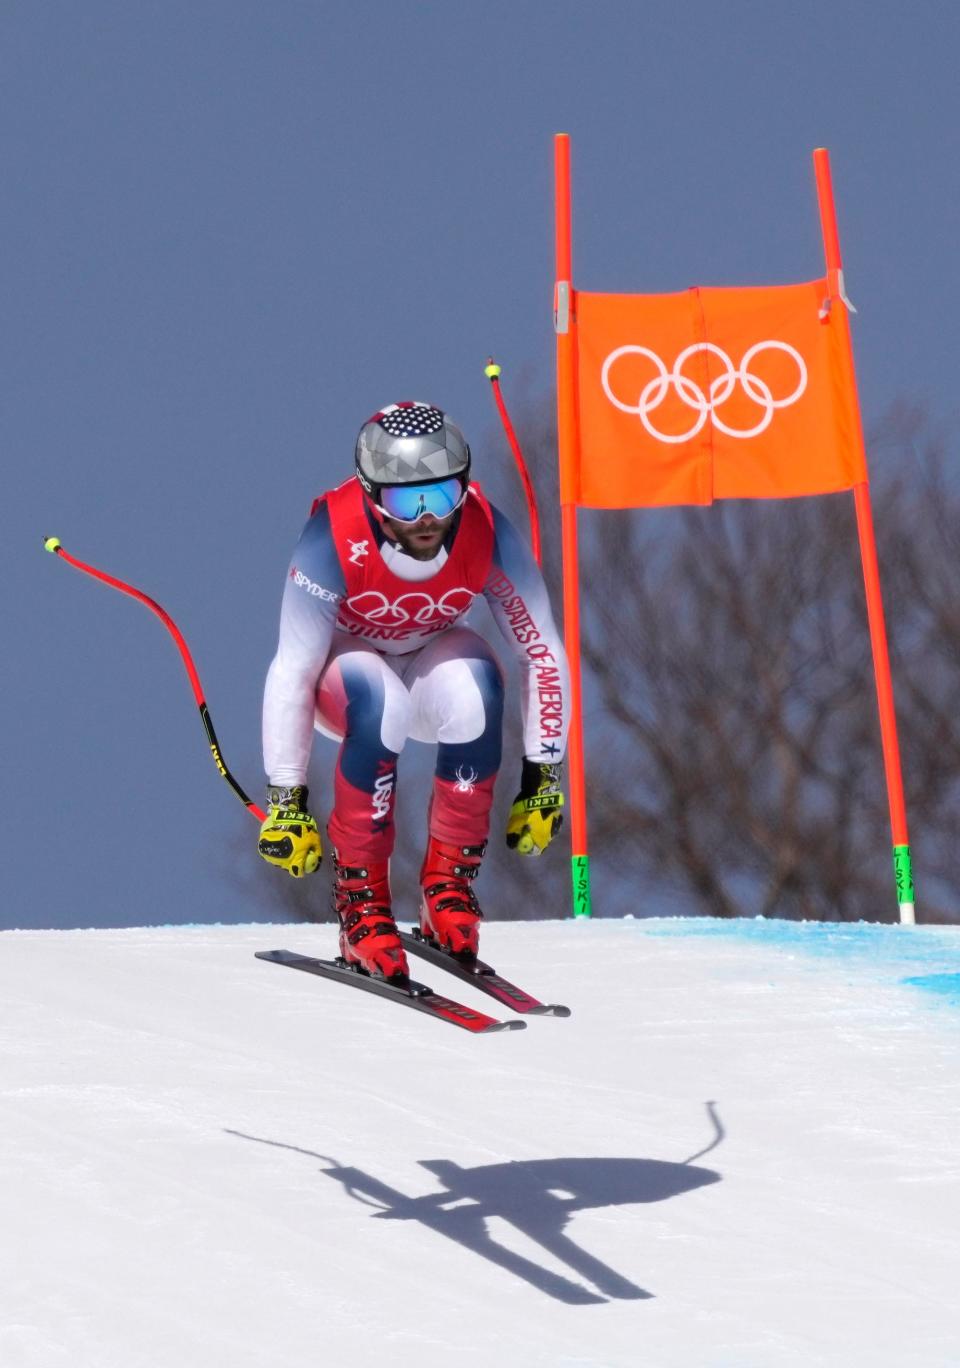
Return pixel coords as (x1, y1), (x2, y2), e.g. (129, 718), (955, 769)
(378, 477), (465, 523)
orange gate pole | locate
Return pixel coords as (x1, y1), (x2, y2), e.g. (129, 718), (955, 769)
(813, 147), (914, 924)
(554, 133), (591, 917)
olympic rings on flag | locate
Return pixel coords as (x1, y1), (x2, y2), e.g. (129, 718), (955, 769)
(600, 341), (808, 443)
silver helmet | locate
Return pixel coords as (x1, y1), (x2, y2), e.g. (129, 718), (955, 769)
(355, 401), (471, 495)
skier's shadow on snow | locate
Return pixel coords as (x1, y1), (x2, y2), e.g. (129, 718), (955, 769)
(226, 1102), (722, 1306)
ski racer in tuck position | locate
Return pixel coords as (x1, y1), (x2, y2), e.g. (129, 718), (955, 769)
(258, 401), (570, 981)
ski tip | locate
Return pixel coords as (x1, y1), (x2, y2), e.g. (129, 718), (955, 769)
(485, 1019), (527, 1033)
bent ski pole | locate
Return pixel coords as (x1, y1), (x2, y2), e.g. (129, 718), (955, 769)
(485, 359), (542, 566)
(43, 537), (266, 821)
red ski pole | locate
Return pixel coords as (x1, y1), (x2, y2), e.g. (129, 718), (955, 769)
(43, 536), (266, 821)
(484, 359), (542, 566)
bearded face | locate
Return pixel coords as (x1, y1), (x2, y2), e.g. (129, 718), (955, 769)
(380, 511), (455, 561)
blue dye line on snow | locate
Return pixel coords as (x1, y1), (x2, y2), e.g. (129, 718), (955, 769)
(901, 973), (960, 1005)
(644, 916), (960, 1009)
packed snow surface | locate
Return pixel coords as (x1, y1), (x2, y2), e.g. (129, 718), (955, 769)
(1, 917), (958, 1368)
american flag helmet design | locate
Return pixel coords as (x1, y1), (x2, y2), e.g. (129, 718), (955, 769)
(355, 401), (471, 490)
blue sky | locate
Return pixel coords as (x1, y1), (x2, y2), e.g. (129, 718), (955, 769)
(4, 1), (958, 927)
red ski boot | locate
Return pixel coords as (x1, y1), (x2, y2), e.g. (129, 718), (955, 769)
(419, 837), (486, 959)
(332, 854), (409, 980)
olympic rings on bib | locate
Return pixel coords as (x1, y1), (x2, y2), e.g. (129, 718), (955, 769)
(344, 587), (476, 627)
(601, 340), (808, 444)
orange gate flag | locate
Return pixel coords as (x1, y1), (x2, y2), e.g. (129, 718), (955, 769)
(572, 279), (867, 508)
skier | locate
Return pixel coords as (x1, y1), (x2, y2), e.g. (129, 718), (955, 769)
(258, 401), (569, 981)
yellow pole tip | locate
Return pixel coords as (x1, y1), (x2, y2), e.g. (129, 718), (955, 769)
(484, 363), (502, 380)
(43, 536), (62, 553)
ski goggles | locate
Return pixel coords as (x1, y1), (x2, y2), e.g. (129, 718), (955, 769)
(375, 476), (467, 524)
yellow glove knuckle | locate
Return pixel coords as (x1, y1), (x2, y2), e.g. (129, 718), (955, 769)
(258, 810), (321, 873)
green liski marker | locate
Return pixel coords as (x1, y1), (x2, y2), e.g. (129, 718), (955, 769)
(893, 844), (915, 925)
(572, 854), (592, 918)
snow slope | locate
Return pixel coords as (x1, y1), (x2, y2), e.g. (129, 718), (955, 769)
(1, 918), (958, 1368)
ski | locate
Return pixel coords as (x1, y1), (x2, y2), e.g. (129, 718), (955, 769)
(399, 929), (571, 1017)
(254, 949), (526, 1034)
